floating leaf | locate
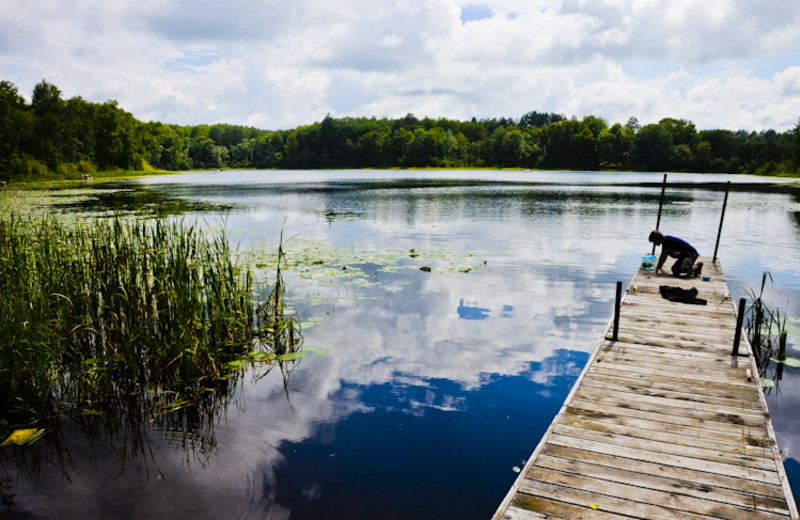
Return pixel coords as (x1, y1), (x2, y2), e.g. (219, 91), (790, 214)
(302, 346), (329, 356)
(247, 350), (269, 361)
(512, 466), (521, 473)
(227, 359), (245, 367)
(2, 428), (45, 446)
(300, 317), (323, 330)
(419, 266), (431, 272)
(771, 357), (800, 367)
(277, 351), (305, 362)
(760, 378), (775, 388)
(588, 503), (601, 510)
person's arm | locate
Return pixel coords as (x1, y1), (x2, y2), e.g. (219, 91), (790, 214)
(656, 250), (669, 273)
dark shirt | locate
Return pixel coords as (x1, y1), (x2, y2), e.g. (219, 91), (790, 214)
(662, 236), (698, 256)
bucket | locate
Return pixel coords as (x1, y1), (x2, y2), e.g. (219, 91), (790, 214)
(640, 254), (656, 271)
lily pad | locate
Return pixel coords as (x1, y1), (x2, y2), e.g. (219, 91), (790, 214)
(760, 377), (775, 388)
(512, 466), (521, 473)
(300, 317), (323, 330)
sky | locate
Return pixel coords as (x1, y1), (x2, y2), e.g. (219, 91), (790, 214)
(1, 0), (800, 132)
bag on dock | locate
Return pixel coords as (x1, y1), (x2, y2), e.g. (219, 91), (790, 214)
(659, 285), (707, 305)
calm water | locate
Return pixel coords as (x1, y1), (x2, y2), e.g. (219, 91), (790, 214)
(1, 170), (799, 519)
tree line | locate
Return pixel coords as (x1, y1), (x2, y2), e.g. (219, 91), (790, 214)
(2, 79), (799, 179)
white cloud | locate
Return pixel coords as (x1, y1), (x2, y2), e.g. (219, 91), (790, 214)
(1, 0), (799, 130)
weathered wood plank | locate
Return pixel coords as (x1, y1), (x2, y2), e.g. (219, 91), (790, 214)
(534, 453), (790, 515)
(586, 369), (759, 401)
(588, 365), (757, 399)
(547, 434), (781, 483)
(598, 339), (736, 358)
(568, 399), (770, 437)
(510, 492), (633, 520)
(579, 377), (762, 411)
(573, 386), (767, 420)
(527, 466), (789, 519)
(518, 479), (720, 520)
(562, 405), (770, 446)
(587, 359), (753, 386)
(552, 424), (777, 471)
(559, 413), (774, 456)
(539, 444), (787, 499)
(500, 504), (568, 520)
(592, 351), (741, 379)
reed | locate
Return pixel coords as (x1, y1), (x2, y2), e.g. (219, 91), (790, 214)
(0, 215), (299, 433)
(744, 271), (791, 379)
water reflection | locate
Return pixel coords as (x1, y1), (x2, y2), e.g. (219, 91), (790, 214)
(0, 362), (296, 520)
(268, 349), (588, 520)
(2, 171), (800, 518)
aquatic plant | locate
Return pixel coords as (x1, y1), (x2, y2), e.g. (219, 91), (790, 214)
(0, 215), (300, 435)
(744, 271), (796, 388)
(745, 271), (774, 363)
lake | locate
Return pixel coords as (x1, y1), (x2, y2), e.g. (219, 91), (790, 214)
(1, 170), (798, 519)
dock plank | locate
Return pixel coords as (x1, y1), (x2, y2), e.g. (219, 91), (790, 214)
(492, 259), (798, 520)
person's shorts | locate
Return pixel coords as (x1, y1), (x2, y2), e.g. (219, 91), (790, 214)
(672, 254), (698, 276)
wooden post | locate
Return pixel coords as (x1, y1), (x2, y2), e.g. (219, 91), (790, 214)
(652, 173), (667, 255)
(612, 281), (622, 341)
(732, 297), (746, 356)
(713, 181), (730, 264)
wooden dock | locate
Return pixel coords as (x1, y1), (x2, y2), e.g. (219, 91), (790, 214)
(493, 258), (799, 520)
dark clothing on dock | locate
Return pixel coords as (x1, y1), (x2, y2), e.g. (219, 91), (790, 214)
(659, 285), (707, 305)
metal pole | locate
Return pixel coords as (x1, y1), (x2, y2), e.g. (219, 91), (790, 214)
(612, 281), (622, 341)
(652, 173), (667, 255)
(713, 181), (730, 264)
(732, 297), (746, 356)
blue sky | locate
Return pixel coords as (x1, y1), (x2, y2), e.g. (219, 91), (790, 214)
(1, 0), (799, 131)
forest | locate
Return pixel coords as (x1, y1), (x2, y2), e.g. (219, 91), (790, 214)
(1, 79), (799, 179)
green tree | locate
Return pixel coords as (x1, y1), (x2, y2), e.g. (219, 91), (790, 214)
(542, 120), (597, 170)
(94, 101), (145, 170)
(597, 123), (632, 169)
(0, 81), (30, 174)
(30, 80), (66, 168)
(519, 111), (565, 128)
(631, 124), (672, 171)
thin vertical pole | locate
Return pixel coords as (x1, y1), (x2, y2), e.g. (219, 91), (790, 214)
(612, 281), (622, 341)
(713, 181), (730, 264)
(732, 297), (746, 356)
(652, 173), (667, 255)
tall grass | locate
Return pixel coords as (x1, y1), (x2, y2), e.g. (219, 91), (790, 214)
(0, 215), (299, 433)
